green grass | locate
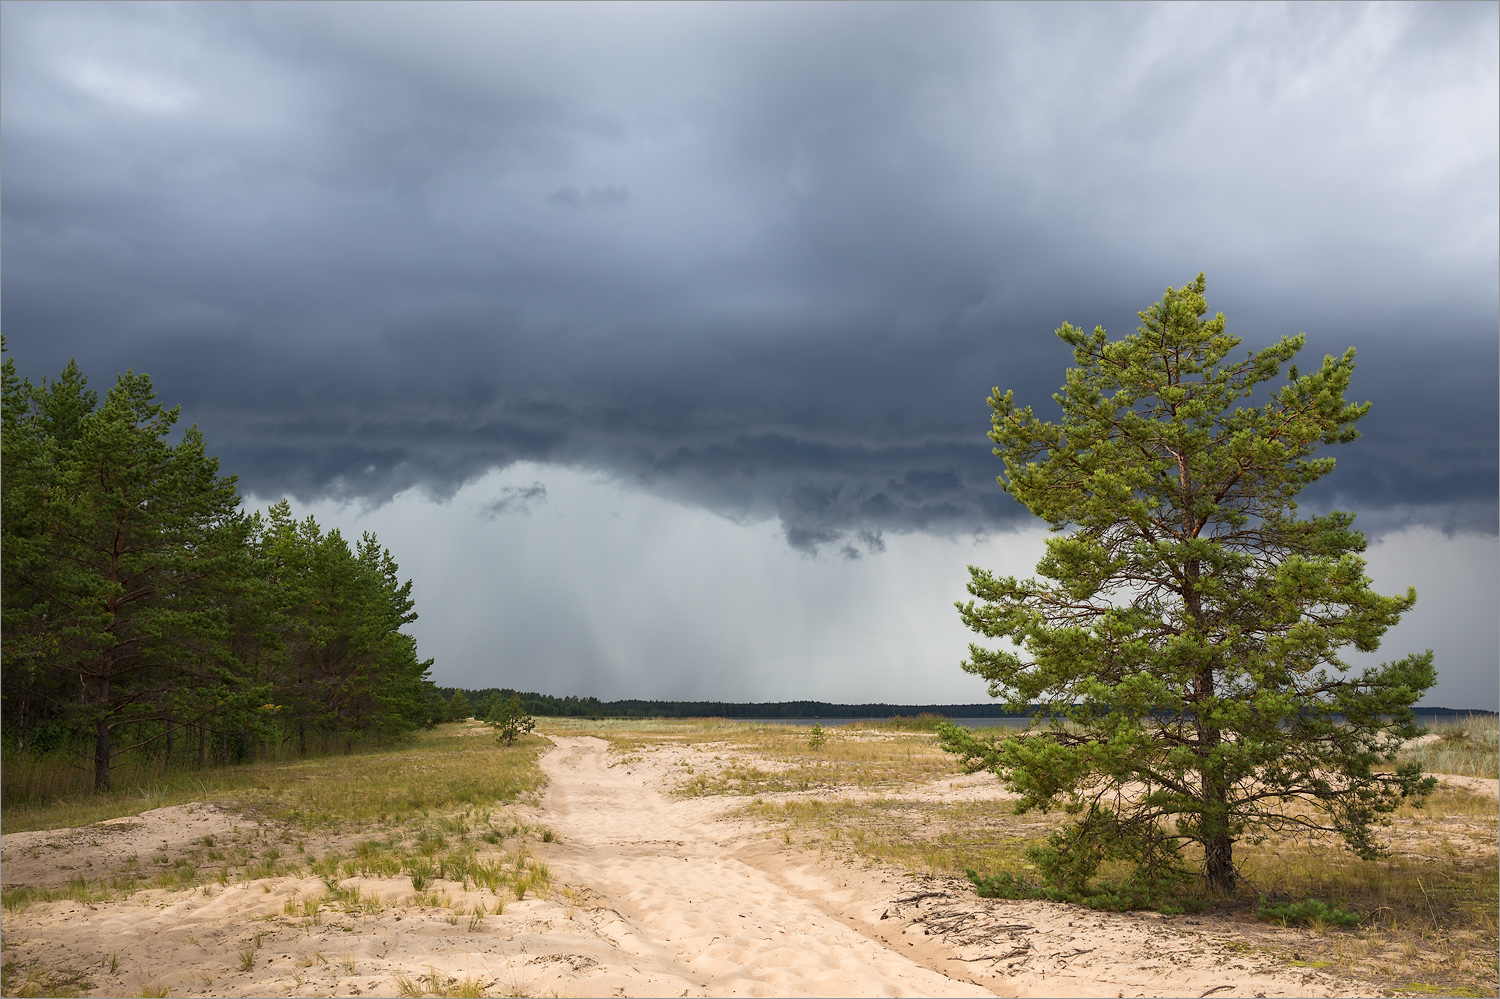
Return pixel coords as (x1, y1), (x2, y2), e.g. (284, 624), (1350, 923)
(0, 724), (548, 834)
(1, 874), (146, 913)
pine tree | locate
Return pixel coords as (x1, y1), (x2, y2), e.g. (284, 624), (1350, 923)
(12, 367), (250, 788)
(487, 694), (535, 746)
(3, 348), (438, 781)
(941, 274), (1436, 902)
(248, 502), (431, 753)
(1, 341), (68, 752)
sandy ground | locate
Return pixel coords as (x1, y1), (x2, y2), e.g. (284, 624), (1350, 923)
(1, 803), (251, 891)
(4, 739), (1493, 998)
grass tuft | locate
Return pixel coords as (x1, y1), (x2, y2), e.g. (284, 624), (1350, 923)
(0, 961), (95, 999)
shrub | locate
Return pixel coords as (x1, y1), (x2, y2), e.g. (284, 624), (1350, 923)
(1257, 897), (1360, 928)
(486, 694), (535, 746)
(966, 867), (1189, 913)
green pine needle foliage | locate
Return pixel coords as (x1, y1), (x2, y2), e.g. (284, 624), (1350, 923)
(944, 274), (1437, 903)
(1256, 896), (1361, 928)
(486, 694), (536, 746)
(2, 340), (437, 793)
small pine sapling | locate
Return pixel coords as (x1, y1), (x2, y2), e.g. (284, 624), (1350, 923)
(486, 694), (536, 746)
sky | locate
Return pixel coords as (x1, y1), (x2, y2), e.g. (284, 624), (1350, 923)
(3, 1), (1496, 707)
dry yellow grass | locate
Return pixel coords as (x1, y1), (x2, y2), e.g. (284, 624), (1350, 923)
(1395, 715), (1499, 779)
(540, 716), (960, 793)
(2, 723), (553, 920)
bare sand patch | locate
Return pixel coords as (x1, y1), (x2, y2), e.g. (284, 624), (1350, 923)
(1431, 773), (1499, 797)
(1, 804), (253, 890)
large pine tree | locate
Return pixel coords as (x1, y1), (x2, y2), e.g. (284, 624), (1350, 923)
(941, 275), (1436, 901)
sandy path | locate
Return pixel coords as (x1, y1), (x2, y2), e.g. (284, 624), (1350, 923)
(537, 736), (1360, 999)
(539, 735), (996, 997)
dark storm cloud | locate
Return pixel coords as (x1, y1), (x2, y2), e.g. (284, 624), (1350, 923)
(3, 1), (1495, 551)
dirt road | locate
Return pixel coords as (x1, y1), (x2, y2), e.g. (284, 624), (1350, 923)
(533, 735), (1357, 999)
(538, 735), (996, 997)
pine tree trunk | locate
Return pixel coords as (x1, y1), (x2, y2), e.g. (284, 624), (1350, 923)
(19, 688), (34, 752)
(1205, 828), (1235, 892)
(93, 671), (112, 791)
(1202, 750), (1236, 892)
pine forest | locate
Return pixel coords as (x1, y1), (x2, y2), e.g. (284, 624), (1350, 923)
(1, 342), (440, 798)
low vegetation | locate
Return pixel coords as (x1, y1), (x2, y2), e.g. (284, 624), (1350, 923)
(2, 722), (546, 871)
(3, 715), (1493, 997)
(2, 723), (554, 997)
(544, 715), (962, 794)
(1256, 897), (1361, 929)
(1393, 715), (1499, 779)
(0, 961), (94, 999)
(2, 722), (545, 836)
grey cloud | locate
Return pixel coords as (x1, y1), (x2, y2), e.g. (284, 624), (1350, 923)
(549, 185), (630, 211)
(479, 481), (548, 519)
(2, 1), (1494, 554)
(839, 530), (887, 562)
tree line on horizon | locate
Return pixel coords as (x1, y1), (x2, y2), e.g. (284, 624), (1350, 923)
(432, 688), (1048, 720)
(1, 343), (439, 792)
(432, 687), (1487, 723)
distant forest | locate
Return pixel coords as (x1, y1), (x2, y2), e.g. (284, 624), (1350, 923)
(439, 689), (1042, 720)
(2, 345), (442, 791)
(441, 688), (1494, 724)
